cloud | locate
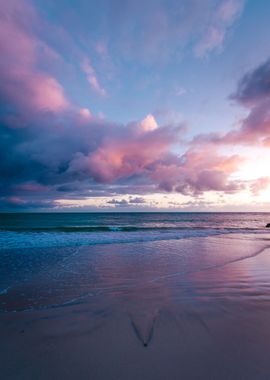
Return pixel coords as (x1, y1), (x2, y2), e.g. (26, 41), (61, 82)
(225, 57), (270, 145)
(107, 199), (129, 206)
(0, 196), (56, 210)
(151, 148), (244, 195)
(0, 0), (69, 117)
(106, 196), (146, 207)
(195, 0), (244, 57)
(67, 115), (183, 183)
(191, 57), (270, 147)
(81, 59), (107, 97)
(40, 0), (245, 65)
(1, 100), (245, 209)
(139, 114), (158, 132)
(0, 0), (253, 210)
(129, 197), (145, 204)
(0, 105), (184, 208)
(250, 177), (270, 196)
(231, 58), (270, 106)
(78, 108), (92, 120)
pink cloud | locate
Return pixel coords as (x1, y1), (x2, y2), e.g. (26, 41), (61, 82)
(151, 148), (244, 195)
(139, 114), (158, 132)
(65, 116), (244, 197)
(78, 108), (92, 121)
(3, 71), (68, 114)
(250, 177), (270, 195)
(0, 0), (69, 117)
(69, 116), (181, 183)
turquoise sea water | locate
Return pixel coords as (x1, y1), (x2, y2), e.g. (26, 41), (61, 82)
(0, 212), (269, 249)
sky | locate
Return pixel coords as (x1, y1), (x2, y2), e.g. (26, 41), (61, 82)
(1, 0), (270, 212)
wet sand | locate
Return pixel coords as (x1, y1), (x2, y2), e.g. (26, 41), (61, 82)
(1, 234), (270, 379)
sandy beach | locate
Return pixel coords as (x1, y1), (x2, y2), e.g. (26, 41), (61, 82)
(2, 230), (270, 379)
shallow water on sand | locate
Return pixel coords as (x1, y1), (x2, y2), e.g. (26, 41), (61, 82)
(1, 232), (270, 312)
(2, 229), (270, 379)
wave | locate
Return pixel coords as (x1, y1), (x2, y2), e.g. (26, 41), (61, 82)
(1, 228), (269, 251)
(0, 225), (267, 233)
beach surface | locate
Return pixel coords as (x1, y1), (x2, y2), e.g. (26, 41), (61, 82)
(1, 213), (270, 379)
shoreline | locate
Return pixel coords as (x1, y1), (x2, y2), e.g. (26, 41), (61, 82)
(2, 233), (270, 379)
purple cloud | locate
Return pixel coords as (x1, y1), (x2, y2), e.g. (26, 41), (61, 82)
(0, 0), (69, 118)
(0, 0), (255, 210)
(231, 58), (270, 106)
(151, 148), (244, 195)
(192, 57), (270, 146)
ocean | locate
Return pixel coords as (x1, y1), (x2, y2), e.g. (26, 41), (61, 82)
(1, 212), (270, 379)
(0, 212), (269, 249)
